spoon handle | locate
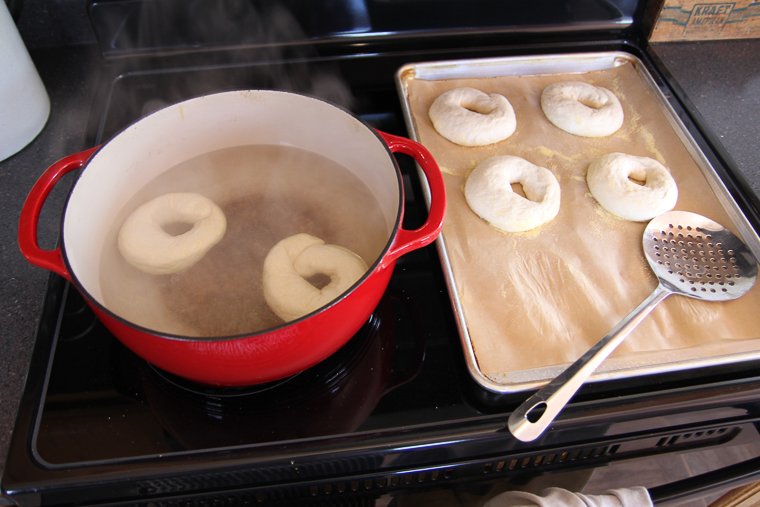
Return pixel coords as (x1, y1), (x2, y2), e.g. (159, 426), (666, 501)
(507, 283), (672, 442)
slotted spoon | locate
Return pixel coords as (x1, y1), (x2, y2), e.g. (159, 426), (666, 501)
(508, 210), (759, 442)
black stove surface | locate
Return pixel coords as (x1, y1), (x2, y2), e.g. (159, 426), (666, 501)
(35, 253), (477, 465)
(8, 36), (760, 506)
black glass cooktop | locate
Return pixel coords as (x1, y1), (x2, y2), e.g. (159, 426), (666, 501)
(34, 250), (479, 465)
(18, 39), (751, 470)
(8, 14), (760, 503)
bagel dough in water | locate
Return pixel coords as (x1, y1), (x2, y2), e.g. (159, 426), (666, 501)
(540, 81), (624, 137)
(586, 152), (678, 222)
(118, 192), (227, 275)
(428, 87), (517, 146)
(101, 144), (389, 337)
(464, 156), (561, 233)
(263, 233), (369, 323)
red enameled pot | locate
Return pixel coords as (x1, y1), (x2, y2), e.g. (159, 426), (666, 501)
(18, 90), (445, 386)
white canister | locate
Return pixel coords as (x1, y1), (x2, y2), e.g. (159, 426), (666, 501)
(0, 2), (50, 161)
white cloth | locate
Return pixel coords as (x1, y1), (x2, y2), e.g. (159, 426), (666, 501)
(484, 486), (653, 507)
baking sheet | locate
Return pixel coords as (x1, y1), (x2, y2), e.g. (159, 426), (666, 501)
(396, 52), (760, 393)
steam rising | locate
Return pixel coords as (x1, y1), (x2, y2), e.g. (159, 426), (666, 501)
(120, 1), (356, 121)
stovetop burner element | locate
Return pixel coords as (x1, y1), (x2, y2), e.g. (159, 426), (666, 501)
(147, 364), (299, 398)
(139, 305), (410, 448)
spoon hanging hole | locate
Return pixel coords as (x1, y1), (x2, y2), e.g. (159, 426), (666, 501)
(525, 402), (547, 423)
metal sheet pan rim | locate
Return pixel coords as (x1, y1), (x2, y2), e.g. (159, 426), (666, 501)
(396, 50), (760, 394)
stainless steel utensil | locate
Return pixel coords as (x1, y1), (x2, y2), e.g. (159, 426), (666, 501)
(508, 210), (759, 442)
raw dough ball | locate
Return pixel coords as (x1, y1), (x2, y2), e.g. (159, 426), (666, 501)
(464, 156), (561, 232)
(586, 152), (678, 221)
(429, 87), (517, 146)
(118, 192), (227, 275)
(263, 233), (368, 322)
(540, 81), (624, 137)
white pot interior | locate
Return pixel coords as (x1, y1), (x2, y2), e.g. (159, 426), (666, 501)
(62, 90), (401, 310)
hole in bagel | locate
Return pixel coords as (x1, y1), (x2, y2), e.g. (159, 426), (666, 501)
(462, 101), (494, 115)
(511, 182), (527, 198)
(162, 221), (195, 236)
(628, 172), (647, 186)
(306, 273), (332, 290)
(578, 97), (606, 110)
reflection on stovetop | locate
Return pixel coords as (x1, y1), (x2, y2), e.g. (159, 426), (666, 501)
(35, 245), (482, 465)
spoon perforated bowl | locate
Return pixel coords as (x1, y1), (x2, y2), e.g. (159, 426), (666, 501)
(508, 211), (759, 442)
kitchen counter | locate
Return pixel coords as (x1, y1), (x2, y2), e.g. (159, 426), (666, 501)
(1, 38), (759, 487)
(0, 44), (101, 484)
(650, 40), (760, 198)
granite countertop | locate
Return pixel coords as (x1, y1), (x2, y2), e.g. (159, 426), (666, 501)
(0, 38), (758, 483)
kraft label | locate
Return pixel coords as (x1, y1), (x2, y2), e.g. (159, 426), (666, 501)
(651, 1), (760, 41)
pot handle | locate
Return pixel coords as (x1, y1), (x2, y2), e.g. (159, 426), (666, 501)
(18, 147), (99, 280)
(378, 131), (445, 267)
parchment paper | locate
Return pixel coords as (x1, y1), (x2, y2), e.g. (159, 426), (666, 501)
(402, 58), (760, 386)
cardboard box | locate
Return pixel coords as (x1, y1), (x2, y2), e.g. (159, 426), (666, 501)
(651, 1), (760, 41)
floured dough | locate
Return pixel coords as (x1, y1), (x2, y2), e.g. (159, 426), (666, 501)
(429, 87), (517, 146)
(464, 156), (561, 232)
(541, 81), (624, 137)
(586, 152), (678, 221)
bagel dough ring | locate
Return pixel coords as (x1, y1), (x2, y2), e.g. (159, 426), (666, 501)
(540, 81), (624, 137)
(118, 192), (227, 275)
(263, 233), (369, 323)
(429, 87), (517, 146)
(464, 156), (561, 233)
(586, 152), (678, 222)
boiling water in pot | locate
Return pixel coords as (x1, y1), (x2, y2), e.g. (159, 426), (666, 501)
(98, 144), (391, 337)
